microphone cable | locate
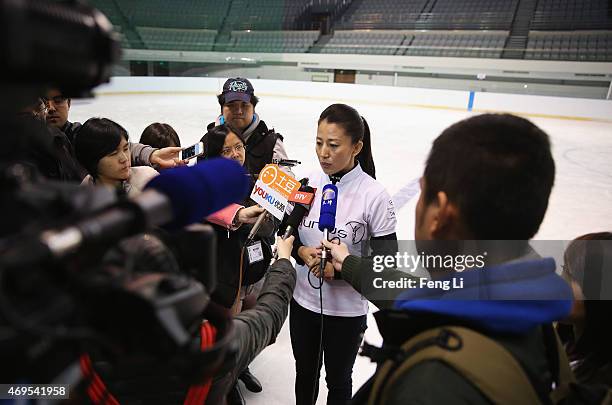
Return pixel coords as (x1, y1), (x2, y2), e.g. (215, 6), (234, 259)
(307, 235), (340, 405)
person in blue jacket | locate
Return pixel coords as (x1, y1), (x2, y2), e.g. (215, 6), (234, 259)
(322, 113), (574, 404)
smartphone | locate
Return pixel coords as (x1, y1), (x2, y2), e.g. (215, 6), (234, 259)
(180, 142), (204, 161)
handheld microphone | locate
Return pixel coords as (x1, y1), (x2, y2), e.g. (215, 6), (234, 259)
(38, 158), (250, 259)
(246, 210), (270, 243)
(280, 178), (311, 239)
(318, 184), (338, 271)
(282, 184), (314, 240)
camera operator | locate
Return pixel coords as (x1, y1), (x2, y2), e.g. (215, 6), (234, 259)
(15, 96), (86, 182)
(1, 4), (302, 405)
(75, 235), (296, 405)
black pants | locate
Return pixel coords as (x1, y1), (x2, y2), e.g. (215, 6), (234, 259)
(290, 299), (367, 405)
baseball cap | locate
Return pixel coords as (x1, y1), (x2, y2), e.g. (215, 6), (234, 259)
(222, 78), (255, 104)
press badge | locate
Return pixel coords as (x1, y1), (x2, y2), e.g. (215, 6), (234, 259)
(247, 241), (264, 264)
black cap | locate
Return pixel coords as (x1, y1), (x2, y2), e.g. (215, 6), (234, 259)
(222, 77), (254, 104)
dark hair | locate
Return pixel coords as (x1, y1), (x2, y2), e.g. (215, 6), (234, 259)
(423, 113), (555, 240)
(139, 122), (180, 148)
(198, 124), (244, 162)
(318, 103), (376, 179)
(563, 232), (612, 359)
(216, 94), (259, 110)
(564, 232), (612, 300)
(74, 118), (129, 178)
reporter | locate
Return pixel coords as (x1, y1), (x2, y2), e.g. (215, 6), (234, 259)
(45, 89), (186, 170)
(198, 124), (276, 311)
(559, 232), (612, 387)
(200, 124), (278, 402)
(78, 236), (297, 405)
(207, 236), (296, 403)
(140, 122), (181, 149)
(75, 117), (158, 197)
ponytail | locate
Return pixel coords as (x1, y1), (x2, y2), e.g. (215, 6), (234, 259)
(357, 117), (376, 179)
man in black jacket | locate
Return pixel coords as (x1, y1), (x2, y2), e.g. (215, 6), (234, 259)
(207, 78), (291, 400)
(207, 78), (291, 177)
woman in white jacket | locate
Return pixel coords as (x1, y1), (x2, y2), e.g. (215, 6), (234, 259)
(290, 104), (397, 405)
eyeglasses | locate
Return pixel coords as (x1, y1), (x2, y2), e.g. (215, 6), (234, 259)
(221, 144), (245, 156)
(43, 95), (68, 105)
(33, 103), (48, 118)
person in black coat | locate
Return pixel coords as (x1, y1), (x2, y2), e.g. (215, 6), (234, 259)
(206, 78), (291, 178)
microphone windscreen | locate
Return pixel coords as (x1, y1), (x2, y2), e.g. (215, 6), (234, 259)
(145, 158), (249, 228)
(318, 184), (338, 232)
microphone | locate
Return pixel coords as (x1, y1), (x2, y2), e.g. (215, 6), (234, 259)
(282, 184), (314, 240)
(246, 210), (270, 243)
(39, 158), (250, 259)
(318, 184), (338, 271)
(146, 158), (250, 229)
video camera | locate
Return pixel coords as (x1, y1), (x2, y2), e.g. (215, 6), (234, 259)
(0, 0), (236, 390)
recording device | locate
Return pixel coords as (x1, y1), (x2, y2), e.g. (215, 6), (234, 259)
(281, 179), (313, 240)
(179, 142), (204, 161)
(8, 159), (249, 263)
(0, 0), (121, 110)
(246, 164), (303, 244)
(272, 179), (314, 260)
(0, 0), (244, 388)
(273, 158), (301, 167)
(246, 211), (271, 243)
(318, 184), (338, 271)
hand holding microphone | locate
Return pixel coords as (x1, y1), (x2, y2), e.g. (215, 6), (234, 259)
(318, 183), (338, 272)
(275, 235), (295, 260)
(320, 239), (350, 272)
(236, 205), (265, 225)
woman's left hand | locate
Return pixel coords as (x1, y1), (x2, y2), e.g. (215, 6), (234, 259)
(310, 261), (335, 280)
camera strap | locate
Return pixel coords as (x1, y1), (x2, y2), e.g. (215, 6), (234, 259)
(79, 320), (218, 405)
(184, 321), (218, 405)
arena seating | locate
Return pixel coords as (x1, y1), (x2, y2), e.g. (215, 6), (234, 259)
(531, 0), (612, 30)
(320, 31), (406, 55)
(135, 27), (217, 51)
(89, 0), (612, 61)
(406, 32), (507, 58)
(225, 30), (319, 53)
(526, 31), (612, 61)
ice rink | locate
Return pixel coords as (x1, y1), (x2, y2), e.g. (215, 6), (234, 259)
(70, 81), (612, 404)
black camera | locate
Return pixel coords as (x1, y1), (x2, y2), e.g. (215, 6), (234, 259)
(0, 0), (233, 389)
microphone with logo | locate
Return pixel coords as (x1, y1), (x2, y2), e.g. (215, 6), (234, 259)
(280, 178), (314, 240)
(318, 184), (338, 274)
(272, 179), (314, 260)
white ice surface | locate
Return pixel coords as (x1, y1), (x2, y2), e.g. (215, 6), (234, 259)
(70, 87), (612, 404)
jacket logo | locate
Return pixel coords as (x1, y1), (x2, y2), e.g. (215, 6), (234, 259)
(346, 221), (366, 244)
(301, 219), (348, 239)
(228, 81), (248, 92)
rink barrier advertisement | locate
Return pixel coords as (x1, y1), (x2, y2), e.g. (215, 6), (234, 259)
(355, 240), (612, 302)
(94, 77), (612, 123)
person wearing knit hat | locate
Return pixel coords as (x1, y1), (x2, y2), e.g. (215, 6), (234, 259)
(75, 117), (158, 197)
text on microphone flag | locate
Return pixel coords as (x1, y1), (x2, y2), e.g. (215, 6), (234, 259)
(259, 164), (300, 198)
(251, 164), (298, 220)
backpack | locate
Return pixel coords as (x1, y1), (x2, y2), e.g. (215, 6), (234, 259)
(355, 325), (612, 405)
